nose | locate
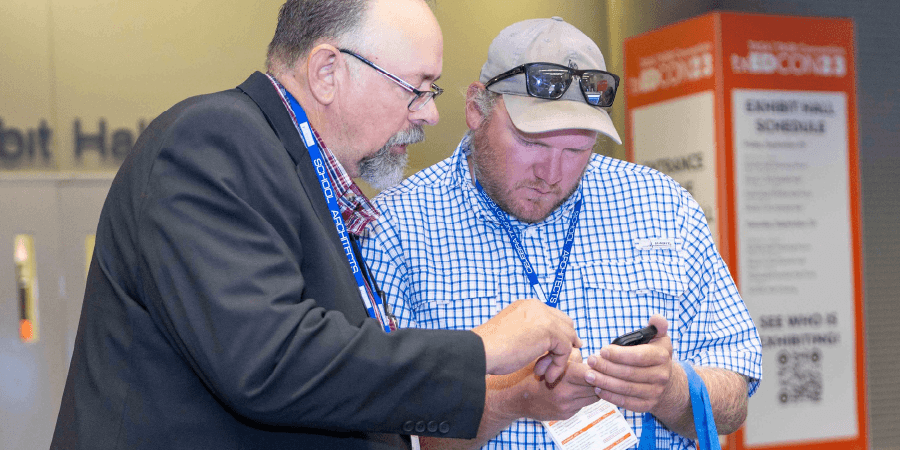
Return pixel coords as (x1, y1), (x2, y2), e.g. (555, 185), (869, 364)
(533, 149), (564, 186)
(409, 98), (440, 126)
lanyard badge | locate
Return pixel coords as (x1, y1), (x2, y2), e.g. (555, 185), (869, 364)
(474, 181), (644, 449)
(474, 180), (581, 309)
(281, 88), (394, 333)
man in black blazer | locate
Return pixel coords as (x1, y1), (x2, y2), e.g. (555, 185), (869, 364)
(50, 0), (582, 448)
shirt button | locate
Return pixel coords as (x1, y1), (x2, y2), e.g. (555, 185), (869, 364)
(403, 421), (415, 433)
(439, 421), (451, 434)
(415, 421), (426, 433)
(524, 226), (539, 238)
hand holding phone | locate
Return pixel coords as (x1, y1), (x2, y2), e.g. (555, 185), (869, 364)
(610, 325), (658, 346)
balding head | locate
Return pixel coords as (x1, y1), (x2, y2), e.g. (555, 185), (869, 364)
(268, 0), (443, 186)
(266, 0), (437, 75)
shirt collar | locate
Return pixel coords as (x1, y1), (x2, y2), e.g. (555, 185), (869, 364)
(266, 74), (380, 235)
(453, 133), (583, 228)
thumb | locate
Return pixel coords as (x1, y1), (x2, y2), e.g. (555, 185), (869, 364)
(648, 314), (668, 339)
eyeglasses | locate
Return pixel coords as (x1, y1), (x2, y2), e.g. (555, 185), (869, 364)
(339, 49), (444, 112)
(484, 62), (620, 108)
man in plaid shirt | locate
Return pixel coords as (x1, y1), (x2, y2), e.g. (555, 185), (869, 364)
(362, 17), (761, 450)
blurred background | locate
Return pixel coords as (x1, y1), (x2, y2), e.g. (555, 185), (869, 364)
(1, 0), (897, 449)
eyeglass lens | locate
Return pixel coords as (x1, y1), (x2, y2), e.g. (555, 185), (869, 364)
(579, 72), (616, 106)
(409, 91), (434, 112)
(527, 67), (571, 99)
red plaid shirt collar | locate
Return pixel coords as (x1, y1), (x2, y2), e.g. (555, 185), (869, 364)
(267, 74), (380, 236)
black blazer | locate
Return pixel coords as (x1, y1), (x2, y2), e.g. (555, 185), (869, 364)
(51, 72), (486, 449)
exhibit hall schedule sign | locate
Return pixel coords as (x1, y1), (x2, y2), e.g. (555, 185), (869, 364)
(734, 90), (856, 444)
(624, 12), (865, 450)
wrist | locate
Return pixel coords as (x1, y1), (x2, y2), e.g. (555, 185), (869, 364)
(486, 373), (530, 423)
(650, 360), (691, 429)
(472, 325), (500, 375)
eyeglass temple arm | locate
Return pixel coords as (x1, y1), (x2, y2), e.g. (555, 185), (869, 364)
(484, 66), (528, 87)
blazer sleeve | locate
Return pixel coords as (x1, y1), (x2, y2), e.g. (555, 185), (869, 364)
(126, 92), (486, 437)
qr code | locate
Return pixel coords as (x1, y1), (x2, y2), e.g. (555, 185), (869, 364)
(777, 349), (823, 403)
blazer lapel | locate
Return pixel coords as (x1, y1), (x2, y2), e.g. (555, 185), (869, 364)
(237, 72), (342, 247)
(237, 72), (377, 324)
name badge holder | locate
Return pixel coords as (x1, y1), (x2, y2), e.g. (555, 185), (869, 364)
(543, 400), (638, 450)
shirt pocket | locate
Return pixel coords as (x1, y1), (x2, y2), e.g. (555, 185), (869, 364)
(576, 257), (687, 349)
(408, 267), (500, 330)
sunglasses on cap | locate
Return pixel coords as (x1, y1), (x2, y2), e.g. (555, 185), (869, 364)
(484, 62), (620, 108)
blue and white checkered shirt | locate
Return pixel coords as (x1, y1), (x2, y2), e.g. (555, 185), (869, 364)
(360, 134), (762, 450)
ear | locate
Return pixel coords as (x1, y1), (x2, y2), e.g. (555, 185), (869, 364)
(465, 82), (488, 131)
(306, 44), (341, 106)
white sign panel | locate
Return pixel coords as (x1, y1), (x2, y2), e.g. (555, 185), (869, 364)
(631, 91), (719, 244)
(732, 89), (857, 446)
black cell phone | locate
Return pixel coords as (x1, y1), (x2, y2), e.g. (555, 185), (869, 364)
(611, 325), (658, 346)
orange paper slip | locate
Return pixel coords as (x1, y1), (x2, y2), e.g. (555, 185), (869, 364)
(542, 400), (637, 450)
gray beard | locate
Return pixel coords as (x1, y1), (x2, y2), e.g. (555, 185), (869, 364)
(358, 125), (424, 190)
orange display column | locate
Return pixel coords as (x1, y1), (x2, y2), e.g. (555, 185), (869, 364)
(625, 12), (866, 450)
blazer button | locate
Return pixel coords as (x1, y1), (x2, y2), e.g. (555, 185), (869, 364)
(427, 421), (438, 433)
(403, 421), (415, 433)
(439, 421), (450, 434)
(415, 421), (426, 433)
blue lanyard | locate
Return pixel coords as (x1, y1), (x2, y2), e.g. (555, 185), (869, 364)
(638, 362), (720, 450)
(282, 90), (392, 333)
(474, 180), (581, 309)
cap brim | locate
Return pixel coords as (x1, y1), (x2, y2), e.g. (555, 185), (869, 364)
(502, 94), (622, 144)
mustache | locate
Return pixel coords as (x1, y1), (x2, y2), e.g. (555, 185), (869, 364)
(383, 125), (426, 148)
(517, 180), (559, 194)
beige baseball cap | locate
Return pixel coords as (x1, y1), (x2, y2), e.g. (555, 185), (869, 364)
(479, 17), (622, 144)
